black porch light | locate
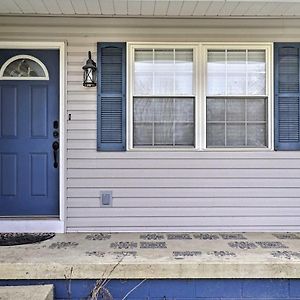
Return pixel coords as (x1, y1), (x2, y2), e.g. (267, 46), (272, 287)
(82, 51), (97, 87)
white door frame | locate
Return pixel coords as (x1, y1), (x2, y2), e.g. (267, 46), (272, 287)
(0, 41), (66, 233)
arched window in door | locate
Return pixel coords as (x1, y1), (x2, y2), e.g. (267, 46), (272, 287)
(0, 55), (49, 80)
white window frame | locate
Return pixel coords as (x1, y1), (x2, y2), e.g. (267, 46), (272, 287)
(127, 42), (200, 151)
(127, 42), (273, 151)
(201, 43), (273, 151)
(0, 54), (50, 80)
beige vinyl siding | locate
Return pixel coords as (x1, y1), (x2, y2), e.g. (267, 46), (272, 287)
(1, 16), (300, 231)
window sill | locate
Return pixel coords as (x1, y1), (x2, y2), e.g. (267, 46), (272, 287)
(127, 147), (273, 152)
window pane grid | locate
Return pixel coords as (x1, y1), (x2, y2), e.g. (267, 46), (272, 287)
(206, 97), (267, 148)
(134, 97), (195, 147)
(134, 49), (194, 96)
(207, 49), (266, 96)
(133, 47), (195, 148)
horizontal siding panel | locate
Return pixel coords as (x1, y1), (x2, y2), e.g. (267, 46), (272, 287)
(67, 74), (86, 82)
(67, 140), (96, 149)
(68, 121), (96, 130)
(67, 178), (300, 188)
(68, 197), (300, 208)
(67, 159), (300, 169)
(67, 207), (300, 217)
(67, 188), (300, 198)
(67, 93), (96, 101)
(67, 216), (300, 227)
(67, 83), (96, 92)
(67, 54), (96, 63)
(68, 130), (95, 139)
(68, 226), (300, 232)
(68, 103), (96, 111)
(66, 149), (300, 159)
(67, 168), (300, 178)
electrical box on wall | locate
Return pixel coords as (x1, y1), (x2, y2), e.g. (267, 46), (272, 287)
(100, 191), (113, 207)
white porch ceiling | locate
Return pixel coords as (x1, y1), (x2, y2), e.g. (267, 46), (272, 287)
(2, 0), (300, 17)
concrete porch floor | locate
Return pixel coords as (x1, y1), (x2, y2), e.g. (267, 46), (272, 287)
(1, 232), (300, 280)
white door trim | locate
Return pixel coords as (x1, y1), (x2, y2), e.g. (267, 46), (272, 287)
(0, 41), (66, 233)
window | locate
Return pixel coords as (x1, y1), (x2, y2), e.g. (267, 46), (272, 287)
(130, 45), (196, 148)
(127, 43), (272, 150)
(205, 46), (270, 148)
(0, 55), (49, 80)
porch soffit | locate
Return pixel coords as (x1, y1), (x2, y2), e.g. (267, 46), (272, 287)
(2, 0), (300, 18)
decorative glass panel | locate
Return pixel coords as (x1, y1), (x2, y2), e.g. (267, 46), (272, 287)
(206, 98), (267, 148)
(133, 97), (194, 147)
(2, 57), (47, 78)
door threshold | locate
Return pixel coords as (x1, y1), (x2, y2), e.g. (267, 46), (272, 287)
(0, 216), (60, 220)
(0, 219), (64, 233)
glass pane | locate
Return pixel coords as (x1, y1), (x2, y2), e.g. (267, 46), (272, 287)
(175, 72), (193, 95)
(207, 124), (225, 147)
(175, 98), (194, 122)
(207, 98), (225, 121)
(3, 58), (46, 77)
(175, 49), (193, 72)
(227, 74), (246, 95)
(227, 50), (246, 95)
(154, 123), (173, 145)
(134, 123), (153, 146)
(154, 98), (173, 121)
(247, 73), (265, 95)
(227, 99), (245, 121)
(154, 49), (174, 71)
(207, 75), (226, 96)
(247, 124), (266, 147)
(247, 99), (266, 121)
(175, 123), (194, 146)
(248, 50), (265, 73)
(133, 97), (195, 147)
(154, 72), (174, 95)
(134, 72), (153, 95)
(207, 50), (226, 95)
(134, 98), (153, 122)
(134, 48), (194, 96)
(227, 124), (246, 146)
(227, 50), (246, 72)
(135, 50), (153, 72)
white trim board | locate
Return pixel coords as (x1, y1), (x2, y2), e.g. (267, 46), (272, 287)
(0, 220), (64, 233)
(0, 41), (66, 233)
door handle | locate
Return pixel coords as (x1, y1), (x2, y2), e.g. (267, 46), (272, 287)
(52, 141), (59, 168)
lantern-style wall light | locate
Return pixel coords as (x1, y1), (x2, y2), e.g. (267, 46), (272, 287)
(82, 51), (97, 87)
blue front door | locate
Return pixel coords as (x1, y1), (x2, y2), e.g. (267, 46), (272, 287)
(0, 49), (59, 216)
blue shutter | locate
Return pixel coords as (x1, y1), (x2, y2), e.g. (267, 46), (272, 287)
(97, 42), (126, 151)
(275, 43), (300, 150)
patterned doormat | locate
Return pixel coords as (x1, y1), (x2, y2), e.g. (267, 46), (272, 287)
(0, 233), (55, 246)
